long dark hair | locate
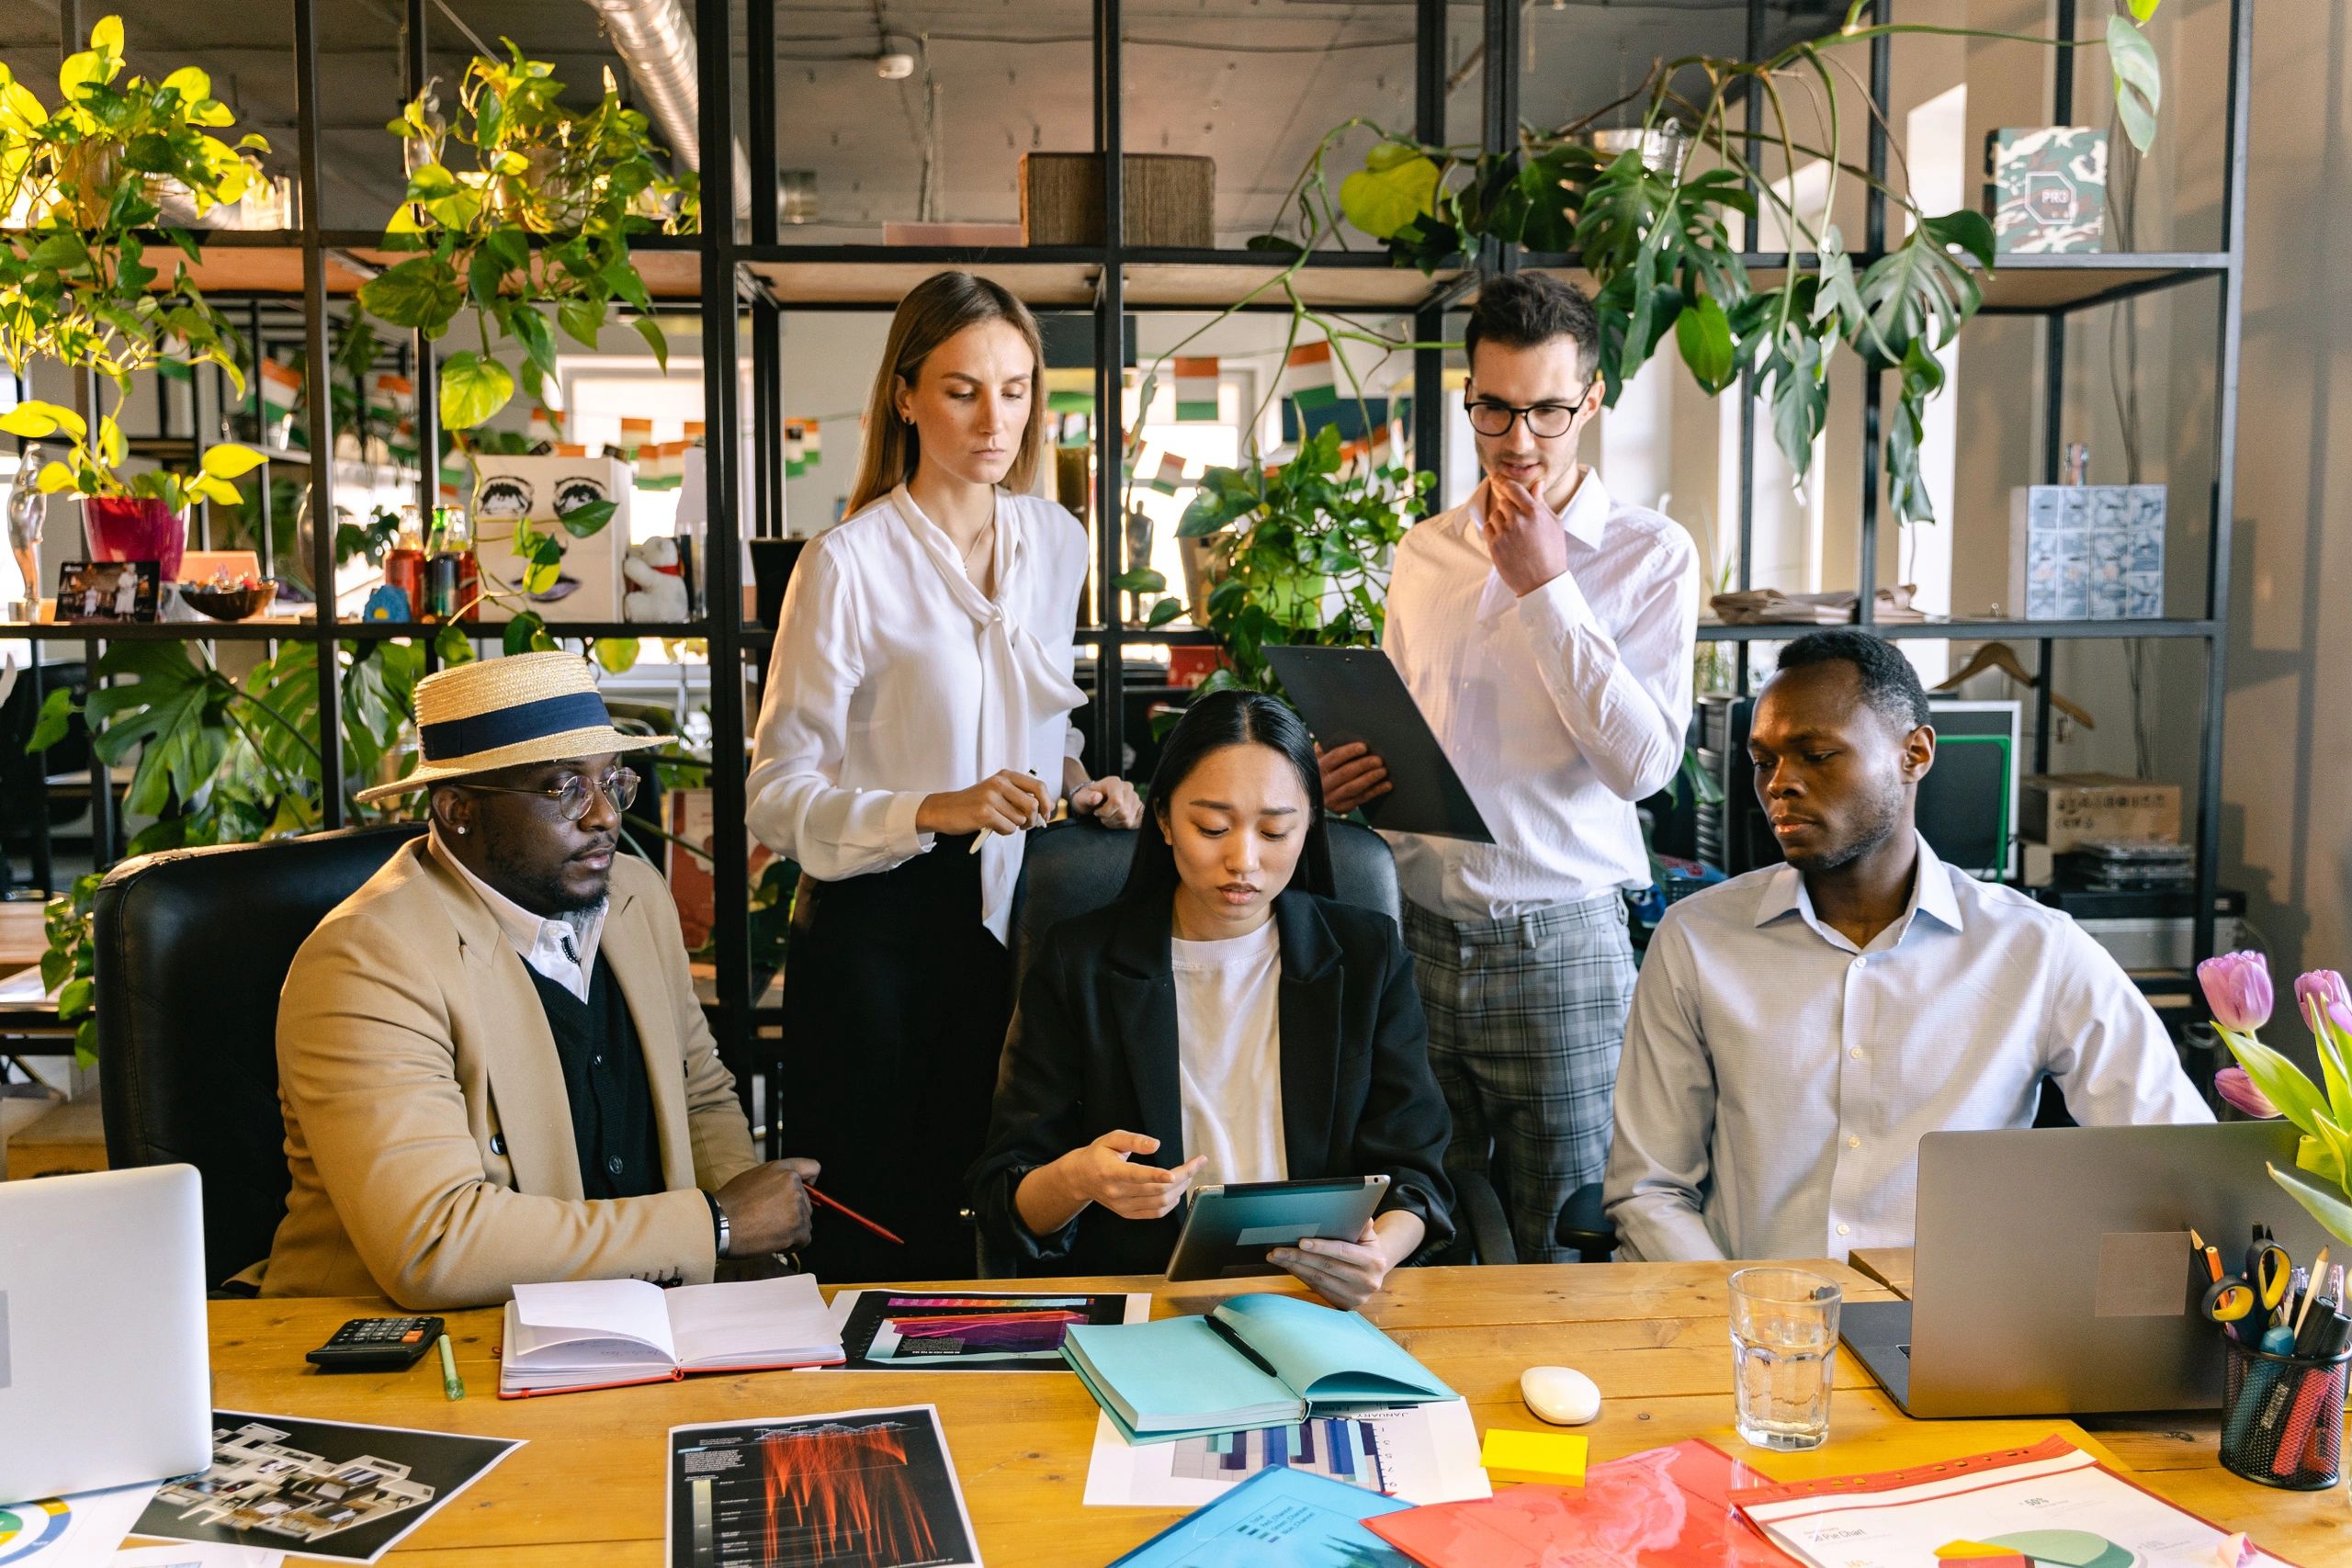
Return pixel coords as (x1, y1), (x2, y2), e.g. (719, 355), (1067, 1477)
(1121, 690), (1335, 902)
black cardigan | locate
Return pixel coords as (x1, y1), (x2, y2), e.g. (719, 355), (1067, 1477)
(967, 888), (1455, 1276)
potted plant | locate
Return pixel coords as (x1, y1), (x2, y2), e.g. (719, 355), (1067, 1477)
(353, 40), (694, 670)
(0, 17), (257, 396)
(0, 398), (263, 583)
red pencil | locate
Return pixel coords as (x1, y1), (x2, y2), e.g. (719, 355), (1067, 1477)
(805, 1183), (906, 1247)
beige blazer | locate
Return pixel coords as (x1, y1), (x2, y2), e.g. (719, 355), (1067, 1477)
(258, 839), (762, 1308)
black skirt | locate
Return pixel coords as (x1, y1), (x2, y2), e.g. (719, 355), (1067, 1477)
(775, 834), (1010, 1282)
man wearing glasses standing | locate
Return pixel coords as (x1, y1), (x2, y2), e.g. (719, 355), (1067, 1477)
(257, 652), (820, 1308)
(1318, 274), (1700, 1261)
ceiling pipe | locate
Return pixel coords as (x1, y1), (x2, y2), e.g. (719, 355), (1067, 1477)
(582, 0), (752, 216)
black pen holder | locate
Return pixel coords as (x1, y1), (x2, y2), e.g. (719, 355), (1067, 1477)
(2219, 1336), (2351, 1490)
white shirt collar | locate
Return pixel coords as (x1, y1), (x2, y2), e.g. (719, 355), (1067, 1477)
(1752, 829), (1965, 952)
(429, 828), (608, 1000)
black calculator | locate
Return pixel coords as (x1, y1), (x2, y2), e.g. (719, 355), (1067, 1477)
(305, 1315), (446, 1371)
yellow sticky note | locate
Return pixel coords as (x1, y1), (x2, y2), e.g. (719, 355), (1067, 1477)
(1479, 1427), (1589, 1485)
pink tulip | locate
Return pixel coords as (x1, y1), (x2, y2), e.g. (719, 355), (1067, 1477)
(2198, 952), (2275, 1033)
(2296, 970), (2351, 1022)
(2215, 1066), (2281, 1119)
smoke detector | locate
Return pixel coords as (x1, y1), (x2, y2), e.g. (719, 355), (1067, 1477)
(876, 52), (915, 80)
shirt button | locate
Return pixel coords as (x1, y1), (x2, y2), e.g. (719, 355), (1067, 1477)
(593, 1054), (605, 1066)
(605, 1156), (624, 1176)
(1849, 1046), (1864, 1060)
(1838, 1224), (1851, 1236)
(1849, 1135), (1861, 1148)
(1853, 957), (1867, 969)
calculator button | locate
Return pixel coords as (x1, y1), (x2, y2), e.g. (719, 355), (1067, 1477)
(402, 1330), (422, 1342)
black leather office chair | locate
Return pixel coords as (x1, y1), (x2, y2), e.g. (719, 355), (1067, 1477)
(977, 816), (1510, 1272)
(94, 823), (426, 1291)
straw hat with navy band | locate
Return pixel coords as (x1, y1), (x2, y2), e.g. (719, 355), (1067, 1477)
(356, 650), (665, 805)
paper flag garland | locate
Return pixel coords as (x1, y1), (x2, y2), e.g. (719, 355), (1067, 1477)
(1173, 356), (1219, 422)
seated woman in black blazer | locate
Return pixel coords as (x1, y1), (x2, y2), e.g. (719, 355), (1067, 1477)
(969, 690), (1453, 1306)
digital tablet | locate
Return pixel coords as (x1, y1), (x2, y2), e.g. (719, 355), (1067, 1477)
(1163, 1175), (1391, 1282)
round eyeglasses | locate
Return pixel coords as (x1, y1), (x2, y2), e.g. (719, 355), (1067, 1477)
(460, 766), (640, 822)
(1464, 393), (1590, 440)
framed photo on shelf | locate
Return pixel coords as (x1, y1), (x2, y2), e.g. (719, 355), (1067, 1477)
(56, 558), (160, 623)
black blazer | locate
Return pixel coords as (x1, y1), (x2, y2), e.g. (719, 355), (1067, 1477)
(968, 888), (1455, 1276)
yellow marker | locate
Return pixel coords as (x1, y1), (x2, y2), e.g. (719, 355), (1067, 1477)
(1479, 1427), (1588, 1485)
(437, 1332), (465, 1401)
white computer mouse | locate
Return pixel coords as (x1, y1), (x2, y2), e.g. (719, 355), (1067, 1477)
(1520, 1364), (1601, 1426)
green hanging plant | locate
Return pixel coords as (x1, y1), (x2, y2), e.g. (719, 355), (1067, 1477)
(1260, 0), (2168, 526)
(0, 15), (259, 396)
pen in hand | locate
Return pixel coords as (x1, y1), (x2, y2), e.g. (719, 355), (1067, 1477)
(968, 768), (1051, 852)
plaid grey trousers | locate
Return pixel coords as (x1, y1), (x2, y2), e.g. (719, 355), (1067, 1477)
(1402, 892), (1637, 1264)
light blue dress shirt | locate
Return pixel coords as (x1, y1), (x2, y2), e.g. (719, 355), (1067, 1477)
(1603, 831), (2211, 1262)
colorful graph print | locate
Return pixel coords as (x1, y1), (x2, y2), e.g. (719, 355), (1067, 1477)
(0, 1500), (72, 1562)
(1939, 1532), (2140, 1568)
(1168, 1418), (1390, 1495)
(837, 1291), (1137, 1371)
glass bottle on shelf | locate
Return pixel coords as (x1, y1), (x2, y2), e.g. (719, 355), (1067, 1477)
(383, 505), (426, 622)
(434, 505), (479, 623)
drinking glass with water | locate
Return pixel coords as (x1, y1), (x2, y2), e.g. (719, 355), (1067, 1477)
(1730, 1267), (1842, 1450)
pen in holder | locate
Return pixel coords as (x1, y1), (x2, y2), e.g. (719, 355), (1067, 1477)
(2219, 1335), (2350, 1490)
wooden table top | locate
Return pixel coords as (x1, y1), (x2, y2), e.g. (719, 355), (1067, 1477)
(1847, 1247), (1916, 1299)
(179, 1262), (2342, 1565)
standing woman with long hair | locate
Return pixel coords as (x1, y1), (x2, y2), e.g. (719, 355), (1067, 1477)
(748, 271), (1141, 1280)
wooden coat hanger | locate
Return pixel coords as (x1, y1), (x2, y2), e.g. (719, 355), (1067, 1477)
(1935, 641), (2096, 729)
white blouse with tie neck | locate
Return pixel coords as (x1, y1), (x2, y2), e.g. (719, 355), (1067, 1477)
(746, 484), (1089, 942)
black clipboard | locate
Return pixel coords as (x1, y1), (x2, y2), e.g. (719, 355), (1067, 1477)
(1262, 643), (1495, 843)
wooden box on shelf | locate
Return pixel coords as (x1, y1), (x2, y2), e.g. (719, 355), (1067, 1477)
(1020, 153), (1216, 247)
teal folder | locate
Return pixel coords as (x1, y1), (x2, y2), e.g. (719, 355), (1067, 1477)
(1109, 1466), (1414, 1566)
(1061, 1293), (1454, 1445)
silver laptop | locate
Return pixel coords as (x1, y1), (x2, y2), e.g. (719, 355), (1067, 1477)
(1843, 1122), (2332, 1417)
(0, 1164), (212, 1503)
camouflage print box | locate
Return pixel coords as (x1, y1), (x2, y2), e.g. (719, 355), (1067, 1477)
(1986, 127), (2108, 254)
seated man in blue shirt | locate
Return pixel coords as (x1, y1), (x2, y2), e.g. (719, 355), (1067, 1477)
(1604, 630), (2210, 1262)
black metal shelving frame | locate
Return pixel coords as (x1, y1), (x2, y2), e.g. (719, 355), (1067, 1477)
(6, 0), (2250, 1099)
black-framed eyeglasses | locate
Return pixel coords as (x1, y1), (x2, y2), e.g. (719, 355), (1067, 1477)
(461, 766), (639, 822)
(1464, 389), (1594, 440)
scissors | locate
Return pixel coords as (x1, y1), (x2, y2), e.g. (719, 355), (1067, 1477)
(2194, 1241), (2257, 1325)
(2244, 1228), (2292, 1324)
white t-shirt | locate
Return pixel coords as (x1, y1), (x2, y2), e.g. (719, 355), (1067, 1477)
(1170, 919), (1286, 1187)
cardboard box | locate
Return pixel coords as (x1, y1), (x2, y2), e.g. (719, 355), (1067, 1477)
(472, 455), (630, 622)
(1021, 153), (1216, 247)
(2021, 772), (2181, 851)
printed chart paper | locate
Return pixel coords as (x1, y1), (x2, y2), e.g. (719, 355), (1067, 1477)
(1732, 1438), (2297, 1568)
(0, 1483), (156, 1568)
(667, 1406), (980, 1568)
(827, 1290), (1149, 1371)
(1083, 1399), (1489, 1509)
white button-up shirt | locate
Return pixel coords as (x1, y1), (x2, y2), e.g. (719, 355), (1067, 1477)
(1381, 468), (1699, 919)
(746, 487), (1088, 939)
(1604, 832), (2211, 1263)
(429, 829), (606, 1002)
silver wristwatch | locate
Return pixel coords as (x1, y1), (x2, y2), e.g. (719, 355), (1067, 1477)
(714, 1201), (732, 1259)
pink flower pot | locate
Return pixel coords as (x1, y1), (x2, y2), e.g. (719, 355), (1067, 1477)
(84, 496), (186, 581)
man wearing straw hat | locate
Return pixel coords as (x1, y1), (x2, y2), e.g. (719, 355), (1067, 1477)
(255, 652), (820, 1309)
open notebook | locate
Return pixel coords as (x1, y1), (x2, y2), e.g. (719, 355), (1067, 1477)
(498, 1273), (843, 1397)
(1063, 1292), (1453, 1443)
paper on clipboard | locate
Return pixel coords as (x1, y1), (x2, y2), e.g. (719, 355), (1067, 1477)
(1261, 645), (1494, 843)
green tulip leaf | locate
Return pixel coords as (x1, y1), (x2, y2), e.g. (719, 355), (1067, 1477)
(2224, 1031), (2333, 1139)
(2270, 1159), (2352, 1251)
